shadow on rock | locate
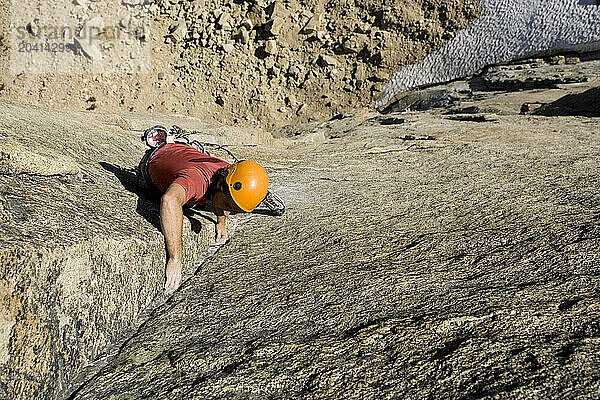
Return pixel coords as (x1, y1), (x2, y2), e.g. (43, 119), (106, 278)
(534, 87), (600, 117)
(99, 162), (209, 234)
(99, 161), (162, 231)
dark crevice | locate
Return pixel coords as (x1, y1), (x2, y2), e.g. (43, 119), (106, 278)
(219, 339), (264, 376)
(343, 317), (390, 338)
(556, 342), (577, 364)
(299, 372), (319, 395)
(431, 337), (467, 361)
(558, 297), (583, 311)
(191, 375), (207, 386)
(403, 235), (425, 250)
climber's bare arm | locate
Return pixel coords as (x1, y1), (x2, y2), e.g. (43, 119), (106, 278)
(212, 197), (229, 245)
(160, 182), (186, 293)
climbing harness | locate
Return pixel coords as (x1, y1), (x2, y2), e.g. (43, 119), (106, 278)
(137, 125), (285, 216)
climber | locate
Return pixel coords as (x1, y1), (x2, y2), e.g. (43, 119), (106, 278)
(144, 141), (269, 293)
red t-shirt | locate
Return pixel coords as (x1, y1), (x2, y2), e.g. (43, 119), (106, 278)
(148, 143), (230, 205)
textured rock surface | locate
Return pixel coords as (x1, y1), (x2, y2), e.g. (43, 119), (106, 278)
(0, 99), (269, 400)
(377, 0), (600, 110)
(478, 59), (600, 91)
(2, 67), (600, 399)
(65, 90), (600, 398)
(0, 139), (80, 175)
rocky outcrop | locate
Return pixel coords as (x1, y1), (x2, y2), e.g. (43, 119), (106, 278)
(0, 100), (269, 400)
(65, 84), (600, 399)
(377, 0), (600, 111)
(378, 57), (600, 114)
(478, 58), (600, 91)
(2, 61), (600, 400)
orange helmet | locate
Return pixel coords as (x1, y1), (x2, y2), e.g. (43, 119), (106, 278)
(225, 160), (268, 212)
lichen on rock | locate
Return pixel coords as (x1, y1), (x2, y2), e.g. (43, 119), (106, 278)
(0, 140), (80, 176)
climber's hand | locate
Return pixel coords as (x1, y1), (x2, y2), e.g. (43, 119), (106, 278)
(215, 215), (228, 245)
(164, 257), (182, 294)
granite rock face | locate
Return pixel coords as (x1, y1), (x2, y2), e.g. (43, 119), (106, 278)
(0, 100), (268, 400)
(2, 77), (600, 399)
(65, 93), (600, 398)
(377, 0), (600, 110)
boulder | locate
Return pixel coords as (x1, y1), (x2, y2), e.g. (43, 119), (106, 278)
(287, 64), (302, 77)
(264, 17), (284, 36)
(238, 26), (250, 44)
(265, 1), (287, 19)
(340, 34), (367, 53)
(166, 21), (187, 43)
(222, 42), (235, 52)
(317, 54), (338, 67)
(301, 13), (322, 34)
(216, 11), (233, 30)
(74, 36), (103, 60)
(86, 16), (104, 30)
(240, 19), (253, 30)
(264, 39), (277, 55)
(248, 5), (267, 28)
